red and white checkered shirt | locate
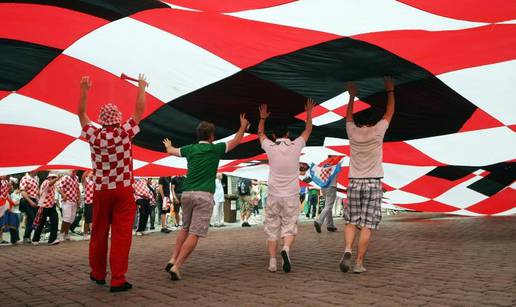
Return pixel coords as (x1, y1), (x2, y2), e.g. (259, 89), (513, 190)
(20, 174), (39, 199)
(59, 175), (80, 203)
(0, 179), (11, 199)
(39, 179), (56, 208)
(83, 176), (95, 204)
(133, 179), (154, 202)
(81, 118), (140, 191)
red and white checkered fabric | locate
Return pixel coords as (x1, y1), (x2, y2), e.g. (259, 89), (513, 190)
(98, 103), (122, 126)
(19, 174), (39, 199)
(39, 179), (56, 208)
(81, 118), (140, 191)
(83, 176), (95, 204)
(0, 179), (11, 199)
(59, 174), (79, 203)
(133, 178), (154, 202)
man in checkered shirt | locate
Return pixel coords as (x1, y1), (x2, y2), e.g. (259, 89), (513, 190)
(58, 170), (80, 242)
(78, 73), (148, 293)
(19, 171), (39, 243)
(133, 177), (155, 235)
(340, 77), (395, 274)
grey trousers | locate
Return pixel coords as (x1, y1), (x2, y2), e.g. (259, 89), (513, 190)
(317, 186), (337, 228)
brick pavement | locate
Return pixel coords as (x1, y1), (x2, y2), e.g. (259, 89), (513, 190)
(1, 213), (515, 306)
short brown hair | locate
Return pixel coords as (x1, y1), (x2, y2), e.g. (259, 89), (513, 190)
(197, 121), (215, 141)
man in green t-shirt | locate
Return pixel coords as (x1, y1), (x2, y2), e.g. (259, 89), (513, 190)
(162, 114), (249, 280)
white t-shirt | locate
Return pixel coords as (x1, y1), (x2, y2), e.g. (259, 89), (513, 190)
(262, 137), (306, 197)
(346, 119), (389, 178)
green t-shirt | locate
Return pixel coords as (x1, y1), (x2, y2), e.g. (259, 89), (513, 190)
(180, 142), (226, 193)
(308, 188), (319, 196)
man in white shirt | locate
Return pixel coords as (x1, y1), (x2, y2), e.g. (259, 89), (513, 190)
(340, 77), (395, 274)
(258, 99), (315, 273)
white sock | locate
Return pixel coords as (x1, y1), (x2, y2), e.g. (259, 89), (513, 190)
(345, 249), (352, 254)
(282, 246), (289, 253)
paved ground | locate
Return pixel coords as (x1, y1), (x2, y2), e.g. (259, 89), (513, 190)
(1, 213), (515, 307)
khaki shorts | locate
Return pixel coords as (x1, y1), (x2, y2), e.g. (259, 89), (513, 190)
(264, 195), (300, 241)
(181, 192), (214, 237)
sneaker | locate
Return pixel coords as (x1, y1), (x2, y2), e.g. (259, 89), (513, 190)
(268, 258), (277, 272)
(110, 282), (133, 293)
(0, 240), (9, 244)
(65, 234), (71, 241)
(353, 263), (367, 274)
(136, 232), (144, 236)
(280, 250), (291, 273)
(313, 221), (321, 233)
(32, 241), (40, 246)
(90, 273), (106, 285)
(339, 252), (352, 272)
(48, 240), (60, 246)
(23, 238), (32, 244)
(164, 262), (174, 272)
(161, 228), (171, 234)
(150, 226), (155, 230)
(327, 226), (338, 232)
(59, 234), (65, 242)
(169, 267), (182, 281)
(83, 234), (91, 240)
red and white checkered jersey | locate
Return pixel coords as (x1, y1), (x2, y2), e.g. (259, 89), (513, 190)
(83, 176), (94, 204)
(39, 179), (56, 208)
(133, 179), (154, 202)
(20, 174), (39, 199)
(81, 118), (140, 191)
(59, 175), (80, 203)
(0, 179), (11, 199)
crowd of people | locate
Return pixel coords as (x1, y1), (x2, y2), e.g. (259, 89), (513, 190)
(1, 73), (395, 292)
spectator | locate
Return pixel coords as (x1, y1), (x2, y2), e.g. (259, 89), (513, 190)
(237, 177), (253, 227)
(58, 170), (80, 242)
(82, 171), (94, 239)
(32, 172), (60, 246)
(19, 171), (39, 243)
(210, 173), (225, 227)
(157, 176), (172, 233)
(147, 178), (158, 230)
(133, 178), (155, 236)
(171, 175), (185, 228)
(0, 176), (14, 244)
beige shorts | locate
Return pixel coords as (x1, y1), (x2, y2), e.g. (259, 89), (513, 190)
(264, 195), (300, 241)
(181, 191), (214, 238)
(61, 201), (77, 224)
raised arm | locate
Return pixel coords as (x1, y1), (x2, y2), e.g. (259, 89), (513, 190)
(383, 76), (395, 123)
(78, 76), (92, 128)
(257, 104), (270, 143)
(346, 82), (358, 122)
(163, 138), (181, 157)
(300, 98), (315, 142)
(226, 114), (249, 152)
(133, 73), (148, 124)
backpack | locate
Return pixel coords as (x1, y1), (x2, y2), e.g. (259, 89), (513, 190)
(237, 179), (251, 196)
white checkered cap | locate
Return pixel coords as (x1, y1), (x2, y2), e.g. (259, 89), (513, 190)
(98, 103), (122, 126)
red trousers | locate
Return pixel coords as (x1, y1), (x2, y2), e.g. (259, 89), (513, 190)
(89, 185), (135, 287)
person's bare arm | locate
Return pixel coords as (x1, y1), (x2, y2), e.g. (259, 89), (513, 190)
(163, 138), (181, 157)
(258, 104), (270, 143)
(226, 114), (249, 152)
(133, 73), (149, 124)
(78, 76), (92, 128)
(346, 82), (358, 122)
(383, 76), (395, 123)
(300, 98), (315, 142)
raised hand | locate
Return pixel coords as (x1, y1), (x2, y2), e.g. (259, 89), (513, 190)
(346, 81), (358, 97)
(163, 138), (173, 149)
(305, 98), (316, 115)
(384, 76), (394, 91)
(259, 104), (271, 119)
(80, 76), (92, 91)
(240, 113), (250, 131)
(138, 73), (149, 89)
